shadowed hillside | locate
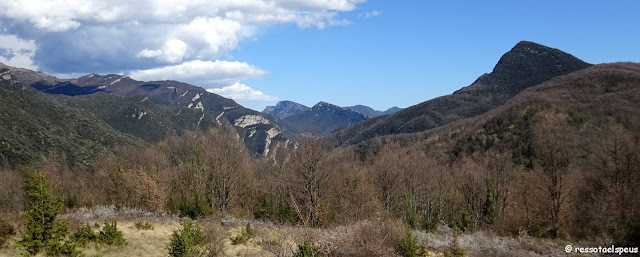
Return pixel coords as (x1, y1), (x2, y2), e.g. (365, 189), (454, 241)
(0, 68), (143, 166)
(0, 63), (288, 156)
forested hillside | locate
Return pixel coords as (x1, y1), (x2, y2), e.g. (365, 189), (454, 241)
(2, 62), (639, 256)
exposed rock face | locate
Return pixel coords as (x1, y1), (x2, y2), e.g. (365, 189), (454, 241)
(234, 115), (271, 128)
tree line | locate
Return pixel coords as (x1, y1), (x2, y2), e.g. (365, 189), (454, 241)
(1, 110), (639, 247)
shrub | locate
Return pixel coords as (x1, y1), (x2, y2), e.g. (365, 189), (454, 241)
(229, 223), (255, 245)
(449, 210), (471, 233)
(98, 220), (126, 246)
(419, 216), (439, 232)
(445, 242), (465, 257)
(399, 230), (420, 257)
(168, 220), (205, 257)
(328, 220), (404, 257)
(135, 221), (155, 230)
(203, 223), (225, 257)
(292, 240), (322, 257)
(72, 223), (97, 246)
(46, 240), (81, 257)
(175, 195), (212, 219)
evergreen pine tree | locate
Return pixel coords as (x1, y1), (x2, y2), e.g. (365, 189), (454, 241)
(482, 179), (496, 225)
(18, 169), (77, 256)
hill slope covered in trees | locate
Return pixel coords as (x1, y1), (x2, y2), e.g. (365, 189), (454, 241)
(326, 41), (592, 148)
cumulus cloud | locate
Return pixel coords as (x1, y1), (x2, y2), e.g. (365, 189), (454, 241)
(0, 34), (38, 70)
(128, 60), (267, 87)
(207, 82), (277, 102)
(137, 39), (188, 63)
(0, 0), (368, 105)
(0, 0), (367, 74)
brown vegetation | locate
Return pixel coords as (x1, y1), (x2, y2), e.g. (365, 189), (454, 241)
(1, 63), (640, 256)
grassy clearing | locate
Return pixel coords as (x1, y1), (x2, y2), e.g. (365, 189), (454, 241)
(0, 214), (596, 257)
(0, 220), (181, 257)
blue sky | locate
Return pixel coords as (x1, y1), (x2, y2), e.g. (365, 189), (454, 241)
(1, 1), (639, 111)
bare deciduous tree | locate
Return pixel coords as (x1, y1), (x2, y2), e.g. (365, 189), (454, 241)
(287, 136), (331, 227)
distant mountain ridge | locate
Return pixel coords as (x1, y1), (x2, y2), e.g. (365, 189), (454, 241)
(263, 101), (310, 118)
(0, 68), (144, 166)
(277, 101), (368, 135)
(326, 41), (593, 148)
(263, 101), (401, 119)
(263, 101), (401, 136)
(1, 63), (287, 156)
(345, 105), (401, 117)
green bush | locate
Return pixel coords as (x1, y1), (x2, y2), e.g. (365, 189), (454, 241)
(0, 219), (15, 248)
(176, 195), (212, 219)
(230, 223), (255, 245)
(168, 220), (205, 257)
(46, 239), (81, 257)
(419, 216), (439, 232)
(135, 221), (155, 230)
(445, 243), (465, 257)
(449, 210), (471, 233)
(292, 240), (322, 257)
(97, 220), (126, 246)
(72, 223), (97, 246)
(399, 230), (420, 257)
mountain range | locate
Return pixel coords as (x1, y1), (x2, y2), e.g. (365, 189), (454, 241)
(262, 101), (402, 135)
(0, 68), (143, 165)
(1, 63), (288, 156)
(1, 40), (627, 167)
(325, 41), (592, 148)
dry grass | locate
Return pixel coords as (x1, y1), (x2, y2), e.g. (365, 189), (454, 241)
(0, 220), (180, 257)
(81, 220), (181, 257)
(0, 215), (606, 257)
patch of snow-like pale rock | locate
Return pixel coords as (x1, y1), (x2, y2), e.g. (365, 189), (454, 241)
(233, 115), (270, 128)
(179, 90), (189, 97)
(263, 127), (281, 156)
(194, 101), (204, 111)
(191, 93), (201, 102)
(197, 112), (205, 126)
(131, 110), (147, 120)
(109, 76), (128, 85)
(215, 112), (224, 124)
(0, 70), (17, 84)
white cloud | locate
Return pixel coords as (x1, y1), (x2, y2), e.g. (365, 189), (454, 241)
(0, 0), (367, 85)
(0, 34), (38, 70)
(0, 0), (366, 32)
(207, 82), (277, 102)
(128, 60), (267, 87)
(360, 10), (382, 19)
(138, 38), (188, 63)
